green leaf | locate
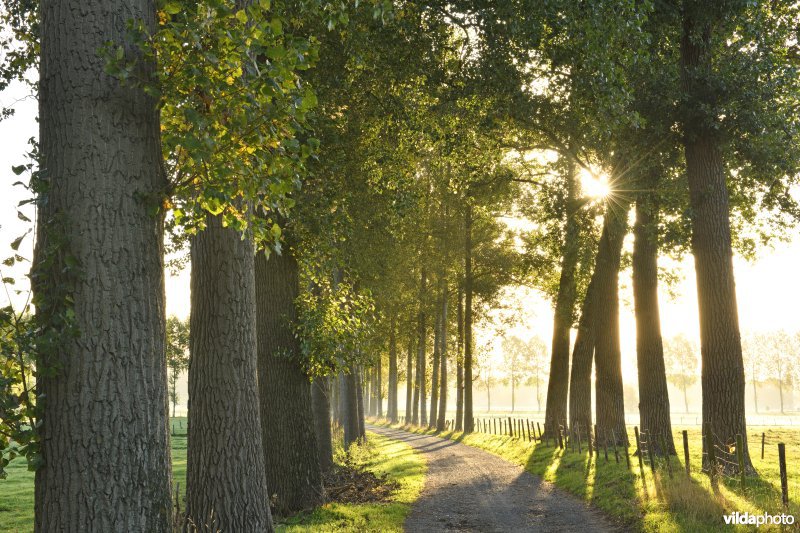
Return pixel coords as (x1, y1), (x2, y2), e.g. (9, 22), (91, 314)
(259, 0), (271, 10)
(11, 165), (25, 175)
(164, 1), (181, 14)
(10, 234), (25, 251)
(235, 10), (248, 24)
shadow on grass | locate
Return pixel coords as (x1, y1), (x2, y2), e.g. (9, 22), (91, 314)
(371, 418), (800, 532)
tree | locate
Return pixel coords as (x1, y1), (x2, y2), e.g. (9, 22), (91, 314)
(763, 330), (798, 415)
(166, 316), (190, 418)
(664, 334), (699, 415)
(32, 1), (172, 529)
(526, 337), (549, 412)
(255, 246), (323, 515)
(741, 333), (766, 414)
(633, 187), (676, 454)
(186, 215), (272, 531)
(592, 200), (630, 447)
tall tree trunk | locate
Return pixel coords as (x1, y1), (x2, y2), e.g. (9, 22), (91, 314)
(388, 316), (399, 422)
(594, 204), (630, 447)
(752, 376), (758, 414)
(543, 164), (581, 438)
(568, 274), (599, 440)
(511, 380), (516, 413)
(405, 329), (414, 422)
(437, 277), (449, 431)
(186, 215), (272, 531)
(377, 357), (383, 417)
(331, 372), (340, 425)
(415, 269), (428, 426)
(429, 296), (441, 428)
(34, 2), (171, 528)
(464, 205), (475, 433)
(684, 383), (690, 414)
(356, 366), (366, 438)
(680, 10), (752, 473)
(456, 285), (464, 431)
(365, 370), (372, 417)
(633, 193), (676, 454)
(342, 370), (359, 448)
(255, 249), (323, 515)
(312, 376), (333, 474)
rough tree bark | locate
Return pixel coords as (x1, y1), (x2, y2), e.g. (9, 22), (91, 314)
(255, 248), (323, 515)
(34, 1), (172, 529)
(594, 204), (630, 447)
(543, 165), (581, 438)
(456, 285), (464, 431)
(356, 366), (366, 438)
(437, 277), (449, 431)
(365, 370), (372, 417)
(464, 205), (475, 433)
(186, 215), (272, 531)
(633, 192), (676, 454)
(680, 8), (753, 472)
(405, 329), (414, 422)
(568, 273), (598, 440)
(414, 269), (428, 426)
(377, 356), (383, 417)
(388, 316), (399, 422)
(429, 297), (441, 428)
(342, 370), (359, 448)
(312, 376), (334, 473)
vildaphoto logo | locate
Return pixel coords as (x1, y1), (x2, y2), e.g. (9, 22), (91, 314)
(723, 512), (795, 527)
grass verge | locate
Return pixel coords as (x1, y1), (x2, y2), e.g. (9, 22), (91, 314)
(371, 419), (799, 532)
(277, 430), (425, 532)
(0, 419), (423, 533)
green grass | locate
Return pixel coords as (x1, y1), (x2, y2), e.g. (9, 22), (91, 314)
(373, 419), (800, 532)
(0, 419), (423, 533)
(277, 431), (425, 532)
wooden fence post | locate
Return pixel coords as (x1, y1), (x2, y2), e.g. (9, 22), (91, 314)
(646, 431), (656, 473)
(682, 430), (690, 476)
(634, 426), (644, 475)
(779, 443), (789, 509)
(735, 433), (745, 489)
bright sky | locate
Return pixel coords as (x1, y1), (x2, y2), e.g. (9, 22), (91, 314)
(2, 81), (800, 387)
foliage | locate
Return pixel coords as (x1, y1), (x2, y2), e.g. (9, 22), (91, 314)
(664, 334), (699, 392)
(166, 316), (189, 415)
(295, 269), (376, 377)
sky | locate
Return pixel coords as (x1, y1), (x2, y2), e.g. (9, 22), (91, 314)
(2, 80), (800, 389)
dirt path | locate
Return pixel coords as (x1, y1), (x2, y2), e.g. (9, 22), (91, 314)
(369, 425), (626, 533)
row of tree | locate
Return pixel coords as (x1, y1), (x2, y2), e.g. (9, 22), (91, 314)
(2, 0), (800, 530)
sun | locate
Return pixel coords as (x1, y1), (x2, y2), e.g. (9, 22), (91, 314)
(579, 167), (611, 200)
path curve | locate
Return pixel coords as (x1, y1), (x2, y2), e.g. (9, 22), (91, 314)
(369, 425), (626, 533)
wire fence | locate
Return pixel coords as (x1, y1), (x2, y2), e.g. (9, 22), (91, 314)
(391, 414), (795, 510)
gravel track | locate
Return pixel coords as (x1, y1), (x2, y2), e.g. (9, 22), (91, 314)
(368, 425), (627, 533)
